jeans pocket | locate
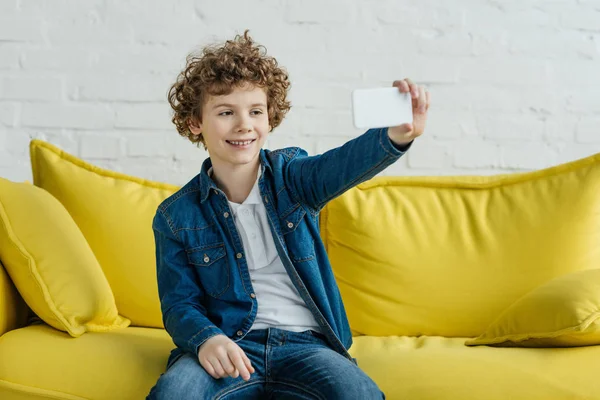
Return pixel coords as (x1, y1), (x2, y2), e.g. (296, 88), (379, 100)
(305, 329), (329, 346)
(308, 329), (326, 339)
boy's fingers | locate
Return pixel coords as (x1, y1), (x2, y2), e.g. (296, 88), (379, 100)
(208, 357), (225, 379)
(426, 89), (431, 110)
(201, 358), (217, 379)
(242, 351), (255, 373)
(418, 87), (427, 113)
(392, 80), (410, 93)
(404, 78), (419, 98)
(218, 353), (237, 378)
(229, 351), (251, 381)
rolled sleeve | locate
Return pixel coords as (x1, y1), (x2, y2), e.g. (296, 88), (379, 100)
(388, 137), (414, 153)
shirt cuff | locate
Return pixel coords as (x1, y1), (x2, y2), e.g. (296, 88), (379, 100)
(390, 137), (414, 152)
(188, 325), (225, 356)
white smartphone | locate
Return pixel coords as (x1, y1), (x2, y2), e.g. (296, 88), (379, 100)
(351, 87), (413, 129)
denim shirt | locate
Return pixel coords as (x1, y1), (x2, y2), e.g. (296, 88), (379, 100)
(153, 127), (412, 368)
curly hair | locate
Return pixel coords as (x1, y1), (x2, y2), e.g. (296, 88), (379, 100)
(167, 30), (291, 148)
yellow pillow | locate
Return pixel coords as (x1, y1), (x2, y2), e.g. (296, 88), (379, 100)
(320, 152), (600, 337)
(30, 140), (180, 328)
(0, 260), (29, 336)
(465, 269), (600, 347)
(0, 178), (130, 336)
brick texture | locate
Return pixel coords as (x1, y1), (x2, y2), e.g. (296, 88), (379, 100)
(1, 0), (599, 184)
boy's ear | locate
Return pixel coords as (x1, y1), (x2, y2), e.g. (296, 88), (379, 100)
(188, 118), (202, 136)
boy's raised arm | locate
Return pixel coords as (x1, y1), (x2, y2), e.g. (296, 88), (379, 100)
(153, 212), (225, 356)
(284, 79), (429, 212)
(284, 127), (411, 211)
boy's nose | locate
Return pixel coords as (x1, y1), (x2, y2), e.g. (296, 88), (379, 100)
(235, 117), (253, 132)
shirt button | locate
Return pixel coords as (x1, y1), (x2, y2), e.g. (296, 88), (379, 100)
(243, 209), (250, 215)
(203, 255), (210, 263)
(287, 222), (294, 228)
(250, 293), (256, 299)
(237, 330), (243, 336)
(236, 253), (243, 259)
(251, 233), (257, 238)
(224, 212), (229, 218)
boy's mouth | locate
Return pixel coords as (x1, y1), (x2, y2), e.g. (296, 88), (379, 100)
(226, 139), (256, 148)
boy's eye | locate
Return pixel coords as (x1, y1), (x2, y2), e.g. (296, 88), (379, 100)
(219, 111), (233, 116)
(251, 110), (263, 115)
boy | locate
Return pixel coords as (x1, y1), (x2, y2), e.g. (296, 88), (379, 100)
(147, 31), (429, 399)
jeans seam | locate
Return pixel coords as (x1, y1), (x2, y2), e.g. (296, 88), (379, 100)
(213, 380), (265, 400)
(269, 379), (326, 400)
(265, 332), (272, 381)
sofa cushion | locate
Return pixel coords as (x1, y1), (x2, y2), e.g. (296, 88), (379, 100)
(30, 140), (179, 328)
(465, 268), (600, 347)
(349, 335), (600, 400)
(0, 324), (172, 399)
(0, 178), (129, 337)
(3, 325), (598, 400)
(320, 152), (600, 337)
(0, 261), (29, 336)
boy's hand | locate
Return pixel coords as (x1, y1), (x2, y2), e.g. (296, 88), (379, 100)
(388, 78), (430, 146)
(198, 334), (255, 381)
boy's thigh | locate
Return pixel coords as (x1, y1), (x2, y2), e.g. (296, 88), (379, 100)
(147, 353), (265, 400)
(269, 332), (384, 400)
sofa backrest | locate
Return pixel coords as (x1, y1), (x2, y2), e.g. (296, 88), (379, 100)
(30, 139), (179, 329)
(320, 152), (600, 338)
(0, 261), (29, 336)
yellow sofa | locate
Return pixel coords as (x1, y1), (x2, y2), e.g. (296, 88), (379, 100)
(1, 139), (600, 400)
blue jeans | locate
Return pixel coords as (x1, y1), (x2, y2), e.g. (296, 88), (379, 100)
(147, 328), (385, 399)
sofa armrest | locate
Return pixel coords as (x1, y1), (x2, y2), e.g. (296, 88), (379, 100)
(0, 261), (29, 336)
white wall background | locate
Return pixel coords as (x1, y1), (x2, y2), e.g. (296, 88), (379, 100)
(1, 0), (599, 185)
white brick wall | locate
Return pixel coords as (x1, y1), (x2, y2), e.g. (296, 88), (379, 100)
(1, 0), (600, 184)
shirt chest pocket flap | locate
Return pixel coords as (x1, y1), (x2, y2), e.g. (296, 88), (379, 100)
(280, 204), (315, 262)
(186, 244), (230, 298)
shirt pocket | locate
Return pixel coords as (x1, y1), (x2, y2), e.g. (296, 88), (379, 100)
(186, 244), (230, 298)
(280, 204), (316, 262)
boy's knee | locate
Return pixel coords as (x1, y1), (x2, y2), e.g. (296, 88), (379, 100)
(325, 369), (384, 400)
(148, 354), (214, 399)
(353, 378), (385, 399)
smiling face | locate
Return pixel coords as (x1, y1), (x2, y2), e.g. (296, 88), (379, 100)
(190, 83), (271, 171)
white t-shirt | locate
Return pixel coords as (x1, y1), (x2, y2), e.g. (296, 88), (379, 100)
(209, 167), (321, 333)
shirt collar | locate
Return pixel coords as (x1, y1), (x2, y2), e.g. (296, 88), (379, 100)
(199, 148), (269, 203)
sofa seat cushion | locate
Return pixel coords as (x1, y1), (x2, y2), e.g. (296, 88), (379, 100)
(0, 324), (173, 400)
(2, 326), (599, 400)
(349, 335), (600, 400)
